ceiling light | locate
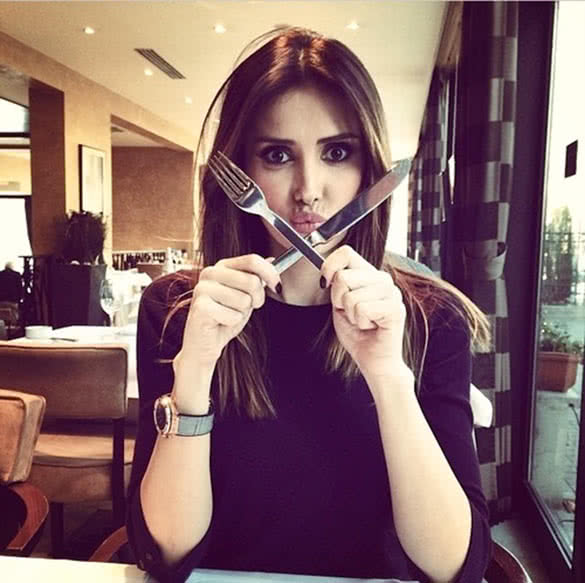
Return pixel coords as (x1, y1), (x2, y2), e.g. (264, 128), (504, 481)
(83, 26), (95, 35)
(346, 20), (359, 31)
(214, 23), (227, 34)
(185, 96), (193, 104)
(144, 68), (154, 77)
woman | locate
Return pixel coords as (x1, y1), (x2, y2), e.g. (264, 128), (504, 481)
(127, 27), (491, 583)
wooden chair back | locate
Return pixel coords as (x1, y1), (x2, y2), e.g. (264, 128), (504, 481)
(0, 342), (128, 419)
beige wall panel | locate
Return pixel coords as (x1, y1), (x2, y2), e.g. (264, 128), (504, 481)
(112, 148), (195, 254)
(0, 153), (31, 193)
(28, 87), (66, 255)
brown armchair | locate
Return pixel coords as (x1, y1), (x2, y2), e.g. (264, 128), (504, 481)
(0, 388), (49, 556)
(0, 342), (135, 557)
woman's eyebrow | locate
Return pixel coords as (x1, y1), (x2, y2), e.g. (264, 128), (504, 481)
(317, 132), (360, 144)
(253, 136), (294, 145)
(253, 132), (360, 145)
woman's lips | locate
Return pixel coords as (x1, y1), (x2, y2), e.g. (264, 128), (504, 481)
(291, 221), (323, 235)
(290, 211), (326, 235)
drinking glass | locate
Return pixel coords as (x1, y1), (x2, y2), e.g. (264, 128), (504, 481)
(99, 276), (122, 327)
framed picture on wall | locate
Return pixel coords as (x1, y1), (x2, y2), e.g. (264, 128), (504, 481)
(79, 145), (105, 215)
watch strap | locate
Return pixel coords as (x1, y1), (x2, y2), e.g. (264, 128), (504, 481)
(176, 409), (214, 436)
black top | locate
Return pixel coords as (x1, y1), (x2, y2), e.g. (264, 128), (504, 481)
(0, 267), (22, 303)
(127, 273), (491, 583)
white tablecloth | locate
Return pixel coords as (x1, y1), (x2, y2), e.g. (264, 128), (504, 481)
(109, 269), (151, 326)
(0, 556), (416, 583)
(0, 555), (147, 582)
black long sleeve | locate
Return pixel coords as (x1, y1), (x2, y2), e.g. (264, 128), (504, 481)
(127, 273), (491, 582)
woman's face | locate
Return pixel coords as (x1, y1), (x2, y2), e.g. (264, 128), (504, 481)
(245, 85), (364, 258)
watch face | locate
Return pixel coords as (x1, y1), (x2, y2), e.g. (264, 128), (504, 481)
(155, 402), (168, 431)
(154, 396), (173, 435)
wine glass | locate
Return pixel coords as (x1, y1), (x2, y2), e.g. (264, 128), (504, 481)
(99, 276), (122, 327)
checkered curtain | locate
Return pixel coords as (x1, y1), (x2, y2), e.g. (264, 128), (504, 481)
(450, 1), (518, 524)
(408, 70), (449, 275)
(407, 2), (517, 524)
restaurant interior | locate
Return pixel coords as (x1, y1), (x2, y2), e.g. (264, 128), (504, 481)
(1, 2), (584, 582)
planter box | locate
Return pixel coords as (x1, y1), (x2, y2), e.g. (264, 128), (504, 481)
(536, 351), (580, 392)
(49, 263), (107, 328)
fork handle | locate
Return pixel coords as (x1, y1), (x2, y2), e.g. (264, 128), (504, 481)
(269, 215), (324, 271)
(273, 246), (303, 274)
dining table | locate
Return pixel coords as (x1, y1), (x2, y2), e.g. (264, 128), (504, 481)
(0, 555), (416, 582)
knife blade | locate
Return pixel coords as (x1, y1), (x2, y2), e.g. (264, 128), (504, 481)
(272, 157), (411, 274)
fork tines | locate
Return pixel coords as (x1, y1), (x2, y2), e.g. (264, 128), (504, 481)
(208, 151), (250, 201)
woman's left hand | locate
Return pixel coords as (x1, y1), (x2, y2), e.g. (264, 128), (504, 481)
(321, 245), (408, 381)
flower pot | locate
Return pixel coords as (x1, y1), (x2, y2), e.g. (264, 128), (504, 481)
(536, 351), (580, 392)
(49, 262), (107, 328)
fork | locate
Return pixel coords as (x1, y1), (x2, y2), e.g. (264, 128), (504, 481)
(208, 151), (325, 271)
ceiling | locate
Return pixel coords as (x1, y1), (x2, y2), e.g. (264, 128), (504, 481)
(0, 1), (447, 157)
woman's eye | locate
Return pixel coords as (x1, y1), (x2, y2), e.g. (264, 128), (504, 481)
(260, 147), (291, 164)
(322, 144), (352, 162)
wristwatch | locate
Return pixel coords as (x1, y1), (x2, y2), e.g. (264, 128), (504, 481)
(153, 393), (214, 437)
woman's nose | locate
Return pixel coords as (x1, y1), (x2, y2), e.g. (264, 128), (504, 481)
(293, 160), (321, 206)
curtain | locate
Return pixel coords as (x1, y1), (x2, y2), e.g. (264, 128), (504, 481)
(451, 1), (518, 524)
(408, 2), (517, 524)
(408, 70), (449, 276)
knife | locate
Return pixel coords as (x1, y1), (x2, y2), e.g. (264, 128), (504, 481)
(272, 157), (411, 274)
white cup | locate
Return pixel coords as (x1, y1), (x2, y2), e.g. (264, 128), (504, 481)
(25, 325), (52, 340)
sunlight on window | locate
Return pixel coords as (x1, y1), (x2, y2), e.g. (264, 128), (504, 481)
(0, 98), (28, 133)
(0, 199), (32, 272)
(531, 0), (585, 555)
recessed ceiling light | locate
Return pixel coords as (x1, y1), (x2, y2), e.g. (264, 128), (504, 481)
(144, 68), (154, 77)
(214, 23), (227, 34)
(346, 20), (359, 31)
(185, 96), (193, 104)
(83, 26), (95, 35)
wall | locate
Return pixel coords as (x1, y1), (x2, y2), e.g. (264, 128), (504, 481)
(0, 31), (196, 256)
(112, 147), (195, 253)
(28, 86), (66, 254)
(0, 151), (30, 193)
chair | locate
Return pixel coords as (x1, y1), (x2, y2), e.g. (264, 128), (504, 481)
(0, 342), (135, 557)
(0, 388), (49, 556)
(137, 262), (164, 280)
(0, 301), (21, 339)
(90, 527), (533, 582)
(485, 541), (533, 582)
(89, 524), (129, 562)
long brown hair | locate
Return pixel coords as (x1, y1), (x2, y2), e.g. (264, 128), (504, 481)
(166, 27), (489, 418)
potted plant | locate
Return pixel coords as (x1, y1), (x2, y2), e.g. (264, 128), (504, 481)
(536, 321), (584, 391)
(61, 210), (106, 265)
(50, 211), (108, 327)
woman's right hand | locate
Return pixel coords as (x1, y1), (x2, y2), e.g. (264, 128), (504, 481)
(175, 254), (281, 374)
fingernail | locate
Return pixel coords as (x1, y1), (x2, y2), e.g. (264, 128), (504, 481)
(320, 276), (327, 289)
(276, 282), (283, 295)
